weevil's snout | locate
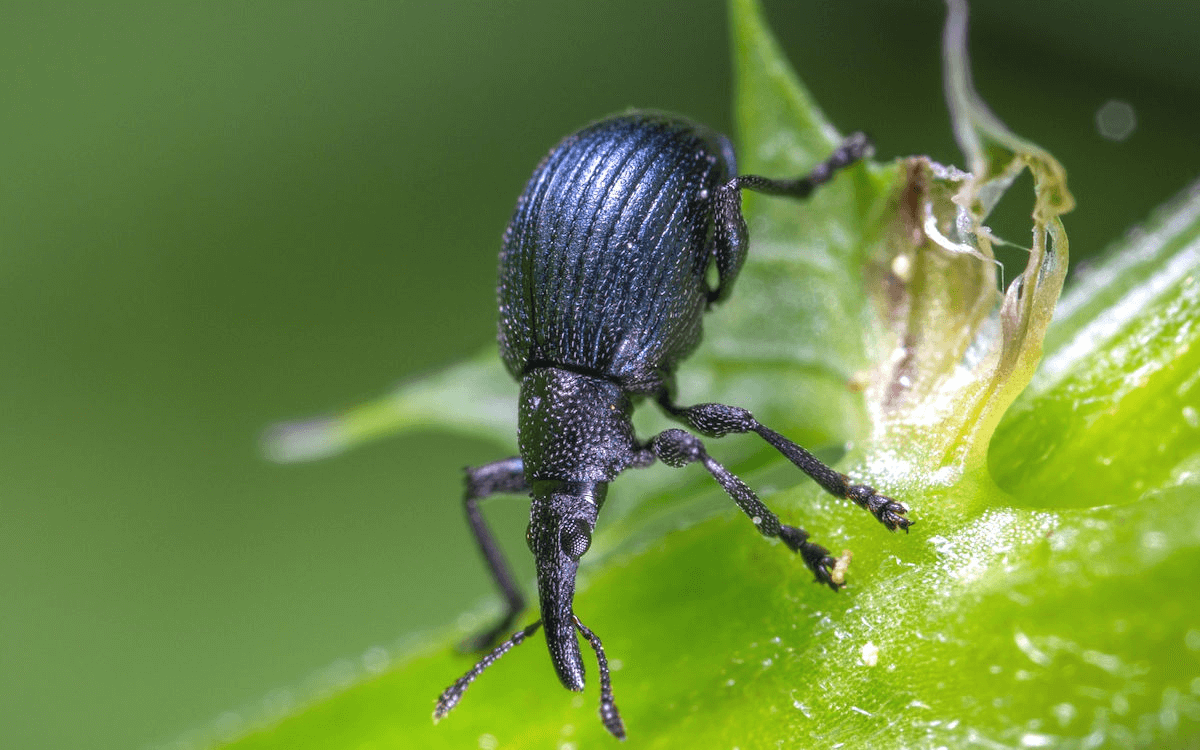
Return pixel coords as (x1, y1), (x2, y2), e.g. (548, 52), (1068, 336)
(542, 575), (585, 691)
(527, 482), (603, 691)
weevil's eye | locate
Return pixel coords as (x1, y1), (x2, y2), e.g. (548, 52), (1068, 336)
(525, 522), (535, 553)
(559, 519), (592, 560)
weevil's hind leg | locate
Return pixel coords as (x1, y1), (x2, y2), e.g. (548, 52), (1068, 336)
(707, 132), (873, 305)
(707, 179), (749, 305)
(646, 428), (840, 590)
(460, 456), (530, 652)
(657, 396), (912, 532)
(733, 132), (872, 200)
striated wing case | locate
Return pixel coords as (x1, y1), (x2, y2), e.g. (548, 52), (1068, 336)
(498, 112), (735, 392)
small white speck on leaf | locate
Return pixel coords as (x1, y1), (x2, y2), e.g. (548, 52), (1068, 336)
(1020, 732), (1055, 747)
(1182, 405), (1199, 428)
(831, 549), (852, 586)
(861, 641), (879, 667)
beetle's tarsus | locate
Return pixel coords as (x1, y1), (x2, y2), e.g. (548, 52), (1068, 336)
(847, 485), (913, 532)
(837, 131), (874, 163)
(807, 550), (841, 591)
(461, 457), (529, 653)
(780, 524), (841, 591)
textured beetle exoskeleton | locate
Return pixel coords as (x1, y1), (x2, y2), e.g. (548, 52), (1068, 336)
(436, 111), (909, 739)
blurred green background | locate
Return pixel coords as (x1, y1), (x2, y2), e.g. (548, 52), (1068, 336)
(2, 2), (1197, 748)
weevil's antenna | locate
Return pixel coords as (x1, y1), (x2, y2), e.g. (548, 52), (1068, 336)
(574, 615), (626, 740)
(434, 620), (542, 722)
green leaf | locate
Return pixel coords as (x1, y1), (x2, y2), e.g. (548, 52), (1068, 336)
(225, 0), (1200, 748)
(990, 185), (1200, 509)
(261, 350), (515, 463)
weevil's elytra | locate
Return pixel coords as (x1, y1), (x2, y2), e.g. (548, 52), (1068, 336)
(500, 116), (732, 392)
(434, 111), (911, 740)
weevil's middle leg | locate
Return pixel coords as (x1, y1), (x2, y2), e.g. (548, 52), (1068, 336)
(657, 396), (912, 532)
(461, 456), (529, 652)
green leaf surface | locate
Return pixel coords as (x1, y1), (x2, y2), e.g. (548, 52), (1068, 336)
(991, 185), (1200, 509)
(229, 1), (1200, 748)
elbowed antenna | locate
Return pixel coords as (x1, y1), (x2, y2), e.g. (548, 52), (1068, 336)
(574, 615), (626, 740)
(433, 616), (627, 740)
(434, 621), (542, 722)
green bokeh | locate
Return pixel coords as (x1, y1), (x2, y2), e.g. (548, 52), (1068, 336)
(1, 3), (1197, 749)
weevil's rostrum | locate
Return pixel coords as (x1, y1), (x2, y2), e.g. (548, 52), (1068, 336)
(434, 111), (912, 740)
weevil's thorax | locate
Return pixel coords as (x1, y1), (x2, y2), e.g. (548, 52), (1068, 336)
(519, 366), (633, 691)
(518, 367), (636, 483)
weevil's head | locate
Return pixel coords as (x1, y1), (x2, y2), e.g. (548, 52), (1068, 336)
(517, 368), (633, 691)
(526, 479), (606, 691)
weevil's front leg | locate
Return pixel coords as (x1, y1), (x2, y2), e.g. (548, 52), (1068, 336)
(657, 396), (912, 532)
(646, 428), (839, 590)
(461, 456), (529, 652)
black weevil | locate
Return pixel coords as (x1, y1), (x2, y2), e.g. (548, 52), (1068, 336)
(434, 111), (911, 739)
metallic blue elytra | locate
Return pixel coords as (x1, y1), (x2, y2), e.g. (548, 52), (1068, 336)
(435, 111), (910, 740)
(499, 113), (736, 393)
